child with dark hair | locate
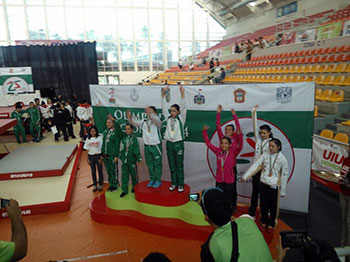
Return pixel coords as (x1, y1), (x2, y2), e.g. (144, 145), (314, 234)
(162, 86), (186, 192)
(24, 102), (41, 142)
(216, 104), (243, 212)
(248, 105), (273, 218)
(84, 126), (103, 192)
(11, 103), (27, 143)
(128, 106), (163, 188)
(119, 124), (142, 198)
(77, 99), (93, 140)
(65, 100), (76, 139)
(53, 102), (70, 142)
(143, 252), (171, 262)
(243, 138), (289, 230)
(202, 121), (243, 211)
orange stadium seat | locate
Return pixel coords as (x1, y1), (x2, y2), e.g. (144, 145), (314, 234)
(334, 133), (349, 144)
(316, 75), (326, 85)
(320, 129), (334, 139)
(330, 47), (337, 53)
(304, 50), (311, 56)
(323, 75), (335, 85)
(328, 90), (344, 102)
(334, 75), (346, 85)
(314, 105), (318, 117)
(340, 76), (350, 86)
(310, 49), (317, 56)
(335, 63), (348, 72)
(306, 75), (317, 82)
(341, 121), (350, 127)
(315, 88), (322, 100)
(326, 64), (337, 73)
(319, 89), (333, 101)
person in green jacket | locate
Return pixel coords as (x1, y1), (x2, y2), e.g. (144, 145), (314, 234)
(24, 102), (41, 142)
(102, 118), (121, 192)
(10, 103), (27, 144)
(119, 124), (142, 197)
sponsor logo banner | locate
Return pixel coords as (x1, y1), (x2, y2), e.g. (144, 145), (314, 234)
(342, 20), (350, 37)
(0, 67), (34, 95)
(317, 21), (343, 40)
(295, 28), (316, 43)
(281, 31), (296, 45)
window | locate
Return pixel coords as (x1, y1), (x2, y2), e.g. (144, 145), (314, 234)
(65, 0), (82, 6)
(27, 7), (46, 40)
(180, 42), (193, 57)
(133, 0), (147, 7)
(7, 6), (27, 40)
(165, 0), (178, 8)
(118, 8), (133, 40)
(194, 6), (207, 40)
(0, 8), (7, 40)
(150, 9), (163, 40)
(134, 9), (148, 40)
(164, 10), (178, 40)
(167, 41), (179, 68)
(149, 0), (162, 8)
(66, 7), (84, 40)
(85, 8), (116, 40)
(47, 7), (65, 39)
(97, 42), (119, 72)
(195, 41), (207, 54)
(209, 15), (225, 40)
(151, 41), (164, 71)
(136, 41), (149, 71)
(180, 10), (193, 40)
(121, 41), (134, 71)
(45, 0), (64, 5)
(85, 0), (115, 6)
(25, 0), (43, 4)
(118, 0), (132, 7)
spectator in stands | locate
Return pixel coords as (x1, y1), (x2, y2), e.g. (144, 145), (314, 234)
(143, 252), (171, 262)
(0, 198), (28, 262)
(234, 43), (241, 53)
(240, 42), (246, 52)
(246, 40), (254, 61)
(178, 59), (183, 70)
(199, 188), (273, 262)
(258, 37), (269, 49)
(215, 68), (226, 84)
(339, 145), (350, 250)
(206, 76), (214, 85)
(215, 58), (220, 67)
(275, 34), (283, 46)
(209, 58), (215, 73)
(201, 57), (207, 67)
(189, 62), (194, 71)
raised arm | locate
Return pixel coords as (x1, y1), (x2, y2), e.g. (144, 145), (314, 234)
(202, 125), (220, 154)
(128, 111), (143, 128)
(280, 157), (289, 197)
(149, 112), (162, 128)
(252, 105), (259, 141)
(179, 86), (187, 124)
(216, 105), (224, 140)
(161, 87), (170, 119)
(242, 154), (264, 181)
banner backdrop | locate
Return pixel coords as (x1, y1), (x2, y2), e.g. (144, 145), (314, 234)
(281, 32), (296, 45)
(312, 135), (348, 173)
(317, 21), (343, 40)
(0, 67), (34, 95)
(295, 28), (316, 43)
(90, 83), (315, 213)
(343, 20), (350, 37)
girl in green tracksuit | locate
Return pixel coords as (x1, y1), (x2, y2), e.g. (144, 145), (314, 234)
(24, 102), (41, 142)
(102, 118), (121, 192)
(161, 86), (186, 193)
(119, 124), (142, 197)
(10, 103), (27, 143)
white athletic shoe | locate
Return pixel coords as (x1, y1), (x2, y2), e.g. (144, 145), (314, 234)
(178, 186), (184, 192)
(169, 185), (176, 191)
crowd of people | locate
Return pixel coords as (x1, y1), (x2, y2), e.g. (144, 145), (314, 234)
(234, 37), (270, 61)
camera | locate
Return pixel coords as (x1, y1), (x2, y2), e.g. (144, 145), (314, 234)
(189, 193), (200, 201)
(1, 198), (10, 208)
(280, 230), (308, 249)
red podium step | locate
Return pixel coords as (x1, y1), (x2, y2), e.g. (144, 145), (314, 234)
(134, 180), (191, 207)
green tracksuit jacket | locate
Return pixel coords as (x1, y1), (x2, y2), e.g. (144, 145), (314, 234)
(102, 128), (120, 188)
(10, 111), (26, 143)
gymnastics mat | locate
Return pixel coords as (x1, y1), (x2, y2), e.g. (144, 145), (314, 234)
(0, 119), (17, 135)
(0, 144), (77, 180)
(0, 143), (82, 218)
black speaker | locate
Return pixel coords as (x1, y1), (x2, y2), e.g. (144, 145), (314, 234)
(40, 88), (56, 98)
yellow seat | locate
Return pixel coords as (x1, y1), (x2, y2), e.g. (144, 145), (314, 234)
(306, 75), (317, 82)
(274, 75), (282, 83)
(305, 65), (313, 73)
(315, 88), (322, 100)
(346, 64), (350, 73)
(320, 129), (334, 139)
(319, 89), (333, 101)
(339, 76), (350, 86)
(334, 75), (346, 86)
(297, 65), (307, 73)
(279, 66), (287, 73)
(319, 64), (328, 73)
(334, 133), (349, 144)
(255, 75), (261, 82)
(335, 63), (347, 73)
(311, 65), (320, 73)
(323, 75), (335, 85)
(289, 75), (298, 82)
(291, 66), (298, 73)
(264, 75), (271, 82)
(270, 75), (277, 82)
(325, 64), (337, 73)
(316, 75), (326, 85)
(328, 90), (344, 102)
(341, 120), (350, 127)
(314, 105), (318, 117)
(284, 66), (292, 74)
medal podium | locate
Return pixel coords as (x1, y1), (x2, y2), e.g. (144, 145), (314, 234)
(90, 180), (213, 241)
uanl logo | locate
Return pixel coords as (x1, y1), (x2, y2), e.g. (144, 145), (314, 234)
(2, 209), (31, 218)
(233, 88), (246, 103)
(276, 86), (293, 103)
(194, 88), (205, 105)
(10, 173), (33, 179)
(320, 149), (345, 171)
(207, 117), (295, 200)
(3, 77), (29, 95)
(109, 87), (116, 104)
(130, 88), (139, 102)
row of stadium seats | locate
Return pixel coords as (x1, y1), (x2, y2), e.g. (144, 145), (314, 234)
(224, 74), (350, 85)
(235, 63), (350, 74)
(251, 46), (350, 61)
(320, 129), (349, 144)
(315, 89), (344, 102)
(238, 54), (350, 67)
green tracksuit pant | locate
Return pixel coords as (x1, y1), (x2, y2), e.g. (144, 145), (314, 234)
(166, 140), (184, 187)
(103, 156), (118, 188)
(145, 144), (162, 182)
(14, 125), (26, 143)
(30, 122), (40, 141)
(121, 163), (138, 193)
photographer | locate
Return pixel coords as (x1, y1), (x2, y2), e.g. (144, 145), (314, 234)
(340, 145), (350, 254)
(0, 198), (28, 262)
(199, 187), (273, 262)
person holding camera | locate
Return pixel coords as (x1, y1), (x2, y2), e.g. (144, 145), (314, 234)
(340, 145), (350, 250)
(199, 187), (273, 262)
(0, 198), (27, 262)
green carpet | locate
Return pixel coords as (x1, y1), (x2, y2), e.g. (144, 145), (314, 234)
(105, 186), (209, 226)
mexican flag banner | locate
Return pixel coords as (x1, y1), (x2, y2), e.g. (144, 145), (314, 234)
(90, 83), (315, 213)
(0, 67), (34, 95)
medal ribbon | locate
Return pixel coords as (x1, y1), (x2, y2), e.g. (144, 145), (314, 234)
(269, 152), (279, 176)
